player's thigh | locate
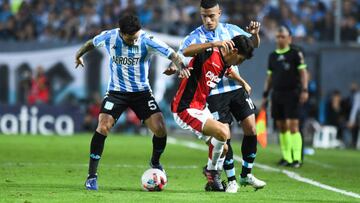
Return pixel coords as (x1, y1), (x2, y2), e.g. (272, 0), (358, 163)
(173, 108), (212, 142)
(203, 118), (229, 141)
(207, 93), (233, 125)
(240, 114), (257, 135)
(98, 92), (128, 132)
(144, 112), (167, 137)
(130, 91), (161, 120)
(229, 89), (256, 123)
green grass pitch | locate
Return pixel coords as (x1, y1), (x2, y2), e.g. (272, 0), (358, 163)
(0, 134), (359, 203)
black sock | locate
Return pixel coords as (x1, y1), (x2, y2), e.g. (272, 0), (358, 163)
(88, 131), (107, 178)
(241, 135), (257, 178)
(151, 135), (167, 166)
(224, 139), (236, 181)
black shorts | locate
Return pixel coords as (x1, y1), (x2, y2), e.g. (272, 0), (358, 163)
(100, 90), (161, 122)
(271, 90), (300, 120)
(207, 88), (256, 124)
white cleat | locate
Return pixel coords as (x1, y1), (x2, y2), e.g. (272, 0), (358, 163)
(240, 174), (266, 190)
(225, 180), (239, 193)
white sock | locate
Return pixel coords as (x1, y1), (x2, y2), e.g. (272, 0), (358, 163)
(217, 157), (225, 170)
(207, 138), (225, 170)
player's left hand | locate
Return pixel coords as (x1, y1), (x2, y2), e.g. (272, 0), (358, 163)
(178, 66), (193, 79)
(299, 91), (309, 104)
(246, 21), (261, 35)
(75, 57), (84, 68)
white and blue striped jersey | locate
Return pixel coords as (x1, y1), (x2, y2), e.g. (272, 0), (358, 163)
(93, 28), (174, 92)
(178, 23), (251, 96)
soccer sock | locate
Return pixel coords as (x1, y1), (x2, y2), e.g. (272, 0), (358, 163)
(279, 132), (286, 160)
(207, 138), (225, 170)
(151, 135), (167, 166)
(223, 139), (236, 181)
(291, 132), (302, 162)
(240, 135), (257, 178)
(283, 131), (293, 163)
(88, 131), (107, 178)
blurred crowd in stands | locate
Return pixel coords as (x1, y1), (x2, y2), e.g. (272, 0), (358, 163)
(1, 0), (360, 43)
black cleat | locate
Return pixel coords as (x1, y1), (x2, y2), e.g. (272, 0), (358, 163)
(203, 166), (225, 192)
(290, 161), (302, 168)
(149, 161), (165, 172)
(277, 159), (292, 167)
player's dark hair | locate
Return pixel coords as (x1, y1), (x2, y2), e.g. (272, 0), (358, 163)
(200, 0), (219, 9)
(232, 35), (254, 59)
(278, 25), (292, 36)
(118, 14), (141, 35)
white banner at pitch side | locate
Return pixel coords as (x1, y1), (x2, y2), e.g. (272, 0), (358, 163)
(0, 31), (182, 104)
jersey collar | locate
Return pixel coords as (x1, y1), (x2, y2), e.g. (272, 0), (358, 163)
(275, 46), (290, 54)
(201, 23), (223, 37)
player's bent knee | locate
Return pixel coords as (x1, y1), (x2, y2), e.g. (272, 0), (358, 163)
(215, 125), (228, 142)
(222, 143), (228, 156)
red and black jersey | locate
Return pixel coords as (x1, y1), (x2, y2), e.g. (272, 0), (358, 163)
(171, 48), (230, 113)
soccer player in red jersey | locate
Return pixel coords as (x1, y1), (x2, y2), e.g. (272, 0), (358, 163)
(171, 35), (255, 191)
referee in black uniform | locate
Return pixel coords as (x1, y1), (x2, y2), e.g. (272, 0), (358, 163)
(262, 26), (308, 168)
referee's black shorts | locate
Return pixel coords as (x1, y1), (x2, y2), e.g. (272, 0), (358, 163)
(100, 90), (161, 122)
(207, 88), (256, 125)
(271, 90), (300, 120)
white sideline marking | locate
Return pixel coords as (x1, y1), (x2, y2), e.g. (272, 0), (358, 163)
(168, 137), (360, 199)
(0, 162), (198, 169)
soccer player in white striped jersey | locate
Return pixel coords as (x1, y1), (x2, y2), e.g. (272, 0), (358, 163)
(75, 14), (190, 191)
(166, 0), (265, 192)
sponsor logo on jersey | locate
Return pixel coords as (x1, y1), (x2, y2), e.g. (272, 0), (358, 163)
(112, 56), (140, 66)
(206, 71), (221, 88)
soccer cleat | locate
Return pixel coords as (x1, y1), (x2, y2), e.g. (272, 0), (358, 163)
(203, 166), (225, 191)
(85, 176), (98, 190)
(277, 158), (292, 166)
(149, 161), (165, 173)
(240, 174), (266, 190)
(290, 161), (302, 168)
(225, 180), (239, 193)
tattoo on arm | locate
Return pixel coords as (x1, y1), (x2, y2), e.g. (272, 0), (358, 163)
(76, 39), (95, 58)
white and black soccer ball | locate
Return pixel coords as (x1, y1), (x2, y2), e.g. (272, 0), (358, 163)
(141, 168), (167, 191)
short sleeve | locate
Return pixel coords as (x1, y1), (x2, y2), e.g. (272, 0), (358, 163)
(93, 30), (112, 47)
(295, 50), (307, 70)
(144, 35), (174, 58)
(228, 24), (251, 38)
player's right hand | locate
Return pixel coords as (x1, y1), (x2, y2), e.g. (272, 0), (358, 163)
(213, 40), (234, 52)
(163, 63), (177, 75)
(75, 57), (84, 68)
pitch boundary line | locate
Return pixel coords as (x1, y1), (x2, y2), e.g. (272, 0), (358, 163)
(168, 137), (360, 199)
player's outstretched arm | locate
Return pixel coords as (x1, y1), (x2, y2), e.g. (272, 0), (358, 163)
(75, 39), (95, 68)
(169, 52), (192, 78)
(226, 68), (252, 94)
(246, 21), (261, 48)
(182, 40), (235, 57)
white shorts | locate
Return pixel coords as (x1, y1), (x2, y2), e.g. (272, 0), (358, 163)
(173, 108), (212, 142)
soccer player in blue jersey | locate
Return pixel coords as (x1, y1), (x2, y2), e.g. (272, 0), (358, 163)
(75, 14), (190, 190)
(166, 0), (266, 192)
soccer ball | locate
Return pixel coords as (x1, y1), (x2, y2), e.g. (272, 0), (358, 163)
(141, 168), (167, 191)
